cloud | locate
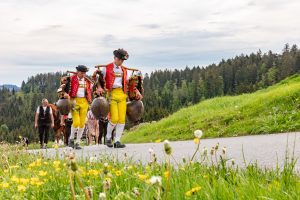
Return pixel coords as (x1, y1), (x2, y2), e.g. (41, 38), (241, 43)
(0, 0), (300, 85)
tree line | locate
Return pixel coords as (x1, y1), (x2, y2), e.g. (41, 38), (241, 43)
(0, 44), (300, 142)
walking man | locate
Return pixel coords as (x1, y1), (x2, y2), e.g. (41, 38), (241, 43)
(96, 49), (143, 148)
(34, 98), (54, 149)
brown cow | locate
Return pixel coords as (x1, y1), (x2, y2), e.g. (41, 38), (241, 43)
(49, 104), (66, 144)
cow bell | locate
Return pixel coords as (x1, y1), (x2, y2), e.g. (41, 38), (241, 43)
(91, 97), (109, 119)
(126, 100), (144, 123)
(56, 98), (72, 115)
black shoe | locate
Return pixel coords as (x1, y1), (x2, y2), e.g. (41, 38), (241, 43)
(114, 141), (126, 148)
(106, 139), (113, 148)
(75, 143), (82, 150)
(68, 139), (74, 148)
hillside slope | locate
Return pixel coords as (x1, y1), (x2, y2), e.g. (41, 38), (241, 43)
(122, 74), (300, 143)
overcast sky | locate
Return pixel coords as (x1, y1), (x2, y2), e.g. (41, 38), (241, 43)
(0, 0), (300, 86)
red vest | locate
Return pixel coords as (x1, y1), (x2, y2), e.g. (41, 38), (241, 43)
(105, 63), (127, 93)
(69, 75), (92, 103)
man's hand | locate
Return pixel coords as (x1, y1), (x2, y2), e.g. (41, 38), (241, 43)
(63, 93), (70, 99)
(34, 123), (38, 129)
(96, 87), (105, 96)
(135, 90), (143, 101)
(51, 123), (54, 128)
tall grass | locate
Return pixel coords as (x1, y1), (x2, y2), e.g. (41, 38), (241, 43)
(0, 140), (299, 199)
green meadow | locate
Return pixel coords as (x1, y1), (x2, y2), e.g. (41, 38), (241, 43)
(123, 74), (300, 143)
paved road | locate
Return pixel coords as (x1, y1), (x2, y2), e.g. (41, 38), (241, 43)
(28, 132), (300, 170)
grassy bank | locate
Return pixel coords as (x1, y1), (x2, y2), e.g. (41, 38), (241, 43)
(123, 74), (300, 143)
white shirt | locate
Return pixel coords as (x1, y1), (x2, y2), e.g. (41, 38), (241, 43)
(77, 77), (86, 97)
(102, 63), (130, 88)
(36, 106), (53, 114)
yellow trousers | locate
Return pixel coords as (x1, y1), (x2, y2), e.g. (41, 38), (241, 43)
(71, 97), (89, 128)
(109, 88), (127, 124)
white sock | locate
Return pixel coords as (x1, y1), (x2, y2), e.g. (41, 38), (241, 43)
(115, 123), (125, 142)
(70, 127), (78, 140)
(76, 128), (84, 144)
(106, 122), (116, 140)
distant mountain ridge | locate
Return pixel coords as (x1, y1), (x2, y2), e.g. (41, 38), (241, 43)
(0, 84), (20, 91)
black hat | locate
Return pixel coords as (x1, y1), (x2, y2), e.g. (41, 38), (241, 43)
(76, 65), (89, 72)
(113, 48), (129, 60)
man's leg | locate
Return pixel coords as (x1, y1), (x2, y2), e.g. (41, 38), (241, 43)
(114, 95), (127, 148)
(38, 125), (44, 148)
(75, 98), (88, 149)
(69, 104), (80, 148)
(106, 99), (118, 147)
(44, 125), (50, 148)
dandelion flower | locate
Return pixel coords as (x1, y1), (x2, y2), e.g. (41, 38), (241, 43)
(138, 174), (148, 181)
(18, 185), (26, 192)
(155, 139), (162, 143)
(99, 192), (106, 199)
(89, 156), (97, 163)
(148, 148), (154, 154)
(193, 138), (200, 144)
(38, 170), (47, 177)
(88, 169), (99, 176)
(0, 182), (9, 188)
(185, 186), (202, 196)
(164, 171), (170, 178)
(149, 176), (162, 186)
(194, 130), (203, 138)
(115, 170), (122, 177)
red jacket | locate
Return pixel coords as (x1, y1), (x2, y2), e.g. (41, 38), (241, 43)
(69, 75), (92, 103)
(105, 62), (128, 93)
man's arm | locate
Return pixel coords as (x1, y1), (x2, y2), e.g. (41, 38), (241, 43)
(50, 113), (54, 128)
(34, 112), (39, 128)
(50, 108), (54, 128)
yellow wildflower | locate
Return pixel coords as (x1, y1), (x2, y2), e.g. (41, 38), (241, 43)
(19, 178), (29, 185)
(115, 170), (122, 177)
(155, 139), (162, 143)
(30, 177), (44, 186)
(185, 186), (202, 197)
(55, 167), (61, 172)
(11, 176), (20, 183)
(53, 160), (61, 168)
(193, 138), (200, 144)
(38, 171), (47, 177)
(164, 171), (170, 178)
(138, 174), (148, 181)
(18, 185), (26, 192)
(0, 182), (9, 188)
(88, 169), (99, 176)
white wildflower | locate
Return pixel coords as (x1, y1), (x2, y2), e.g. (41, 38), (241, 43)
(149, 176), (162, 186)
(194, 130), (203, 138)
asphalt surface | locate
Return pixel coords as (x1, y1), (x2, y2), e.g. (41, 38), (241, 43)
(28, 132), (300, 170)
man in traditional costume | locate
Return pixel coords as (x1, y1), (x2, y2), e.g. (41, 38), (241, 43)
(63, 65), (92, 149)
(95, 49), (143, 148)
